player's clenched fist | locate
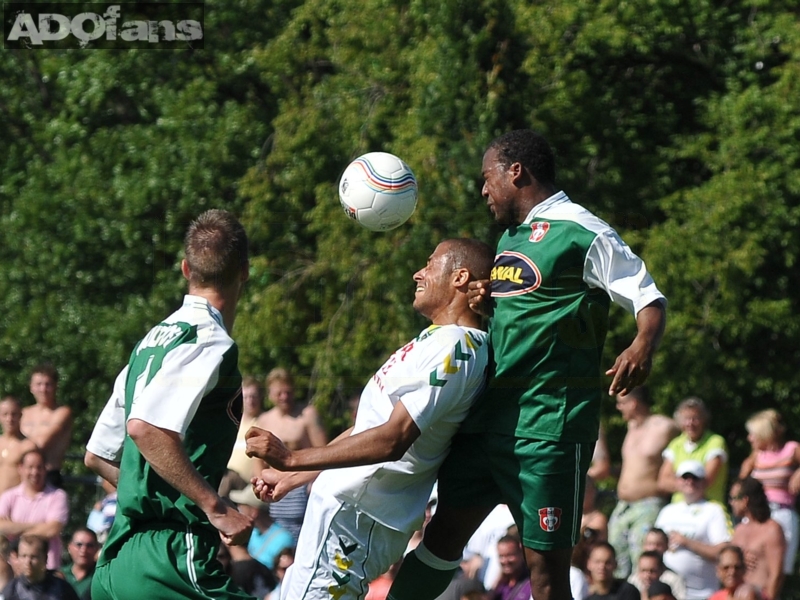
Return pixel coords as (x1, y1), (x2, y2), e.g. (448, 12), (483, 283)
(245, 426), (293, 470)
(467, 279), (493, 317)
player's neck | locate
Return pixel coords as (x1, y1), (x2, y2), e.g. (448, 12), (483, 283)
(189, 286), (238, 333)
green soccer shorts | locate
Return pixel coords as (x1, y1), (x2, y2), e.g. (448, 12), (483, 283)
(92, 525), (255, 600)
(437, 432), (594, 551)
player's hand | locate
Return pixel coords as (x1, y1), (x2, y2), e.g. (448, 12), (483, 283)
(251, 469), (297, 502)
(605, 337), (653, 396)
(467, 279), (493, 317)
(208, 502), (253, 546)
(245, 426), (293, 470)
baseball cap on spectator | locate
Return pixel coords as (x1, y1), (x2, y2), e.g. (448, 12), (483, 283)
(676, 460), (706, 479)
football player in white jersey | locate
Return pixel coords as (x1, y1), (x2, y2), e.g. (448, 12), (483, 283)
(245, 238), (495, 600)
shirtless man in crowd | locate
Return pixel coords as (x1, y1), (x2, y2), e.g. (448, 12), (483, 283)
(609, 386), (679, 577)
(730, 477), (786, 600)
(20, 364), (72, 488)
(252, 367), (327, 539)
(0, 397), (36, 494)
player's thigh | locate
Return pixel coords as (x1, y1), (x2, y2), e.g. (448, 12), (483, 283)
(283, 490), (409, 600)
(491, 437), (593, 551)
(93, 528), (254, 600)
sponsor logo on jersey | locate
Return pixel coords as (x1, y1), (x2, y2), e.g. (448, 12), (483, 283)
(538, 506), (562, 532)
(491, 251), (542, 297)
(529, 221), (550, 242)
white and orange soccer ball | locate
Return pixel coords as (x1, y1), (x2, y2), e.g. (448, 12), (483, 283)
(338, 152), (417, 232)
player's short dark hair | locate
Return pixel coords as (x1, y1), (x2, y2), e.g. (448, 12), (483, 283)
(488, 129), (556, 186)
(184, 209), (248, 288)
(443, 238), (495, 282)
(736, 477), (771, 523)
(30, 363), (58, 383)
(18, 534), (48, 558)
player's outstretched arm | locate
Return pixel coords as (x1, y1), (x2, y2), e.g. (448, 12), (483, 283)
(127, 418), (253, 546)
(246, 401), (420, 472)
(606, 300), (666, 396)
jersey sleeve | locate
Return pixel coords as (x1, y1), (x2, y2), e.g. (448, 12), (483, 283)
(383, 330), (483, 433)
(704, 435), (728, 463)
(583, 229), (666, 315)
(127, 341), (224, 436)
(86, 366), (129, 462)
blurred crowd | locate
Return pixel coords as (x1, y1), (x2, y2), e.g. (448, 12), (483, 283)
(2, 363), (798, 600)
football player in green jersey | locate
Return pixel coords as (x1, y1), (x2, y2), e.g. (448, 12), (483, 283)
(388, 130), (666, 600)
(84, 209), (255, 600)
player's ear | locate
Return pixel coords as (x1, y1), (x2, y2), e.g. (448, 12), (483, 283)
(452, 268), (470, 288)
(181, 259), (191, 281)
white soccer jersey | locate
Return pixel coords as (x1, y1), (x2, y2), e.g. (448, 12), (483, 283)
(655, 500), (732, 600)
(316, 324), (488, 534)
(86, 295), (239, 461)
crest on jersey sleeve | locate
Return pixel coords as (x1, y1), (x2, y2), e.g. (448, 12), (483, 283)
(529, 221), (550, 242)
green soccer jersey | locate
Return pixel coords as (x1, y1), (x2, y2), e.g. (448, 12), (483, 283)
(87, 296), (243, 566)
(469, 192), (665, 443)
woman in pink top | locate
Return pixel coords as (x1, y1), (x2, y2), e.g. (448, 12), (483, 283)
(740, 409), (800, 574)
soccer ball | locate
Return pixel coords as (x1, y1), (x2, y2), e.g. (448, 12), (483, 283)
(338, 152), (417, 232)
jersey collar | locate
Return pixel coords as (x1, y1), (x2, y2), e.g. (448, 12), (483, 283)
(522, 190), (569, 225)
(182, 295), (226, 331)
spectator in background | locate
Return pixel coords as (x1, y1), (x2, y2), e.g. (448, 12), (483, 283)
(0, 535), (12, 589)
(628, 550), (686, 600)
(659, 397), (728, 504)
(638, 529), (687, 600)
(1, 534), (79, 600)
(740, 408), (800, 576)
(582, 476), (609, 542)
(589, 424), (611, 482)
(85, 478), (117, 545)
(585, 542), (640, 600)
(266, 547), (294, 600)
(489, 535), (531, 600)
(654, 460), (731, 600)
(0, 397), (36, 496)
(708, 546), (759, 600)
(228, 485), (294, 571)
(461, 503), (515, 589)
(220, 376), (265, 497)
(647, 581), (677, 600)
(20, 364), (72, 489)
(729, 477), (785, 600)
(609, 386), (679, 577)
(215, 538), (277, 599)
(252, 368), (327, 540)
(0, 448), (68, 569)
(59, 528), (98, 600)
